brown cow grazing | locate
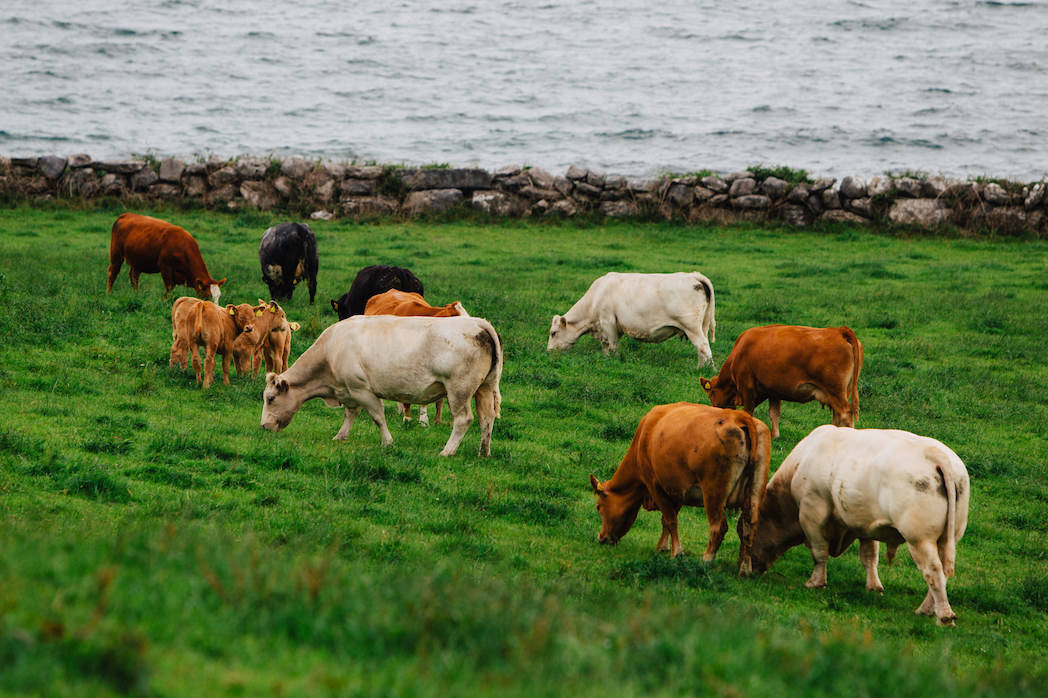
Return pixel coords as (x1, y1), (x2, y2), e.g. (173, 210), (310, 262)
(233, 300), (301, 378)
(107, 213), (226, 303)
(589, 402), (771, 574)
(169, 297), (258, 388)
(363, 289), (469, 425)
(700, 324), (863, 438)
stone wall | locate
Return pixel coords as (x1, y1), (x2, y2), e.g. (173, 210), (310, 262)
(2, 153), (1046, 234)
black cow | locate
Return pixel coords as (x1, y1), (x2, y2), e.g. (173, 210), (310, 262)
(259, 222), (319, 304)
(330, 265), (424, 320)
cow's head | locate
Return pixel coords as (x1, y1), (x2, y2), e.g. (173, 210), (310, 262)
(547, 315), (578, 352)
(589, 474), (641, 546)
(261, 372), (296, 432)
(196, 277), (226, 304)
(330, 295), (351, 321)
(700, 376), (738, 409)
(736, 476), (803, 575)
(225, 303), (256, 338)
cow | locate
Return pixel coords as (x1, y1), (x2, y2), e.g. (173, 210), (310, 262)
(548, 271), (716, 367)
(330, 264), (425, 320)
(107, 213), (226, 303)
(169, 296), (259, 388)
(260, 315), (503, 457)
(588, 402), (771, 574)
(259, 222), (319, 304)
(700, 324), (864, 438)
(745, 425), (970, 626)
(232, 300), (301, 378)
(363, 288), (470, 426)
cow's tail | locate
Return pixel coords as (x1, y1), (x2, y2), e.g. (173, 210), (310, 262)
(480, 320), (503, 419)
(728, 415), (771, 575)
(841, 326), (864, 423)
(695, 273), (716, 343)
(928, 447), (959, 578)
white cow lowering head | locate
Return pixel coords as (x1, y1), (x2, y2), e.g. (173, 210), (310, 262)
(547, 315), (580, 352)
(260, 373), (297, 432)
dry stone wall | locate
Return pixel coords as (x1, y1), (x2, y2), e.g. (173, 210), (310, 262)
(2, 153), (1045, 235)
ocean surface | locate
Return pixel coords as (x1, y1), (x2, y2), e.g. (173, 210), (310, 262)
(3, 0), (1047, 181)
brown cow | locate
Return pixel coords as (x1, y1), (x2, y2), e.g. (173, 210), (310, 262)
(589, 402), (771, 574)
(233, 300), (301, 378)
(107, 213), (226, 303)
(363, 289), (469, 425)
(169, 297), (258, 388)
(700, 325), (863, 438)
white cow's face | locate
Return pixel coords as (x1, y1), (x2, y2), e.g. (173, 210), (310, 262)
(260, 373), (296, 431)
(547, 315), (575, 352)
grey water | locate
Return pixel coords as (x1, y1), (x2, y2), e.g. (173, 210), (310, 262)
(3, 0), (1047, 181)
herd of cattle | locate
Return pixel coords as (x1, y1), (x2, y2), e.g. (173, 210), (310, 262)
(105, 212), (970, 627)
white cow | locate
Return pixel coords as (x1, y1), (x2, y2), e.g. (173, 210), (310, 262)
(260, 315), (502, 456)
(745, 425), (970, 626)
(547, 271), (716, 367)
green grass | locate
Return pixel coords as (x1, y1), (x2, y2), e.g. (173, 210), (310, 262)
(1, 203), (1047, 696)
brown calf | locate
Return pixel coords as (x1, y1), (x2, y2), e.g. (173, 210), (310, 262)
(233, 300), (301, 378)
(700, 324), (864, 438)
(169, 297), (258, 388)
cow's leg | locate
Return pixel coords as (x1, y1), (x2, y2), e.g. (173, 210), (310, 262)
(189, 341), (203, 384)
(908, 540), (957, 626)
(598, 319), (620, 354)
(418, 404), (430, 427)
(859, 539), (883, 592)
(768, 398), (782, 438)
(350, 393), (393, 446)
(441, 389), (475, 457)
(434, 398), (443, 425)
(334, 406), (362, 441)
(800, 500), (833, 588)
(202, 347), (217, 389)
(220, 353), (231, 385)
(701, 490), (730, 562)
(397, 402), (409, 422)
(681, 328), (714, 368)
(649, 491), (683, 556)
(655, 520), (672, 552)
(474, 387), (496, 457)
(129, 267), (142, 290)
(106, 251), (123, 292)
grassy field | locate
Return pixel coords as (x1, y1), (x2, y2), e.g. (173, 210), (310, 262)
(1, 203), (1046, 697)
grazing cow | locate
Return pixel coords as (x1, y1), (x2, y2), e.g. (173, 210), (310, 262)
(330, 264), (424, 320)
(232, 300), (301, 378)
(107, 213), (226, 303)
(589, 402), (770, 573)
(548, 271), (716, 367)
(364, 289), (470, 426)
(746, 425), (970, 626)
(259, 222), (319, 304)
(700, 324), (863, 438)
(261, 315), (503, 457)
(169, 296), (258, 388)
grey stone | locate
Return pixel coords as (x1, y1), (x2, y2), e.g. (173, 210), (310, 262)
(68, 154), (93, 169)
(527, 167), (555, 189)
(604, 175), (627, 190)
(845, 197), (874, 218)
(159, 158), (185, 183)
(811, 177), (837, 193)
(761, 177), (789, 200)
(600, 200), (639, 218)
(316, 180), (336, 203)
(273, 177), (294, 197)
(786, 184), (811, 204)
(310, 210), (334, 221)
(700, 175), (728, 193)
(889, 199), (948, 226)
(895, 178), (923, 198)
(60, 168), (99, 197)
(400, 168), (492, 191)
(530, 200), (550, 216)
(574, 182), (602, 199)
(729, 178), (757, 197)
(725, 171), (754, 183)
(281, 157), (314, 179)
(553, 177), (573, 198)
(666, 182), (692, 207)
(693, 186), (716, 203)
(867, 177), (893, 197)
(548, 200), (578, 217)
(519, 185), (561, 202)
(236, 157), (269, 181)
(341, 179), (377, 196)
(627, 177), (657, 193)
(1024, 183), (1045, 211)
(241, 181), (277, 209)
(782, 204), (813, 227)
(101, 173), (126, 195)
(806, 195), (825, 215)
(820, 210), (868, 224)
(345, 165), (383, 180)
(342, 196), (398, 217)
(839, 176), (867, 199)
(493, 165), (521, 178)
(404, 188), (464, 214)
(584, 171), (605, 188)
(496, 173), (531, 192)
(98, 160), (146, 175)
(39, 155), (67, 180)
(708, 194), (730, 207)
(205, 184), (238, 205)
(185, 162), (208, 176)
(982, 182), (1010, 205)
(565, 165), (589, 181)
(733, 194), (771, 211)
(319, 161), (349, 179)
(130, 168), (159, 192)
(821, 189), (842, 210)
(183, 176), (207, 197)
(209, 166), (237, 188)
(922, 176), (948, 198)
(472, 190), (526, 217)
(148, 182), (181, 198)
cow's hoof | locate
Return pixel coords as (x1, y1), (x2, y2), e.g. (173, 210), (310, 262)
(805, 580), (827, 589)
(936, 615), (957, 628)
(867, 584), (884, 593)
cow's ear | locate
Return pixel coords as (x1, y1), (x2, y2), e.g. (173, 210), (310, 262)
(558, 316), (567, 328)
(289, 322), (300, 331)
(226, 305), (236, 315)
(257, 298), (268, 306)
(589, 474), (603, 495)
(330, 300), (339, 312)
(216, 278), (227, 287)
(275, 377), (290, 394)
(700, 377), (713, 392)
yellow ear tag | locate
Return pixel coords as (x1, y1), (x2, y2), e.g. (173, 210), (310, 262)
(270, 306), (277, 313)
(255, 309), (263, 316)
(293, 279), (298, 284)
(229, 308), (235, 315)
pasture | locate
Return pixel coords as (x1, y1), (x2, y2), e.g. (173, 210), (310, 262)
(1, 203), (1046, 696)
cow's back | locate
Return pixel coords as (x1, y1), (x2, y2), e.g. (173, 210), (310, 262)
(113, 213), (199, 271)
